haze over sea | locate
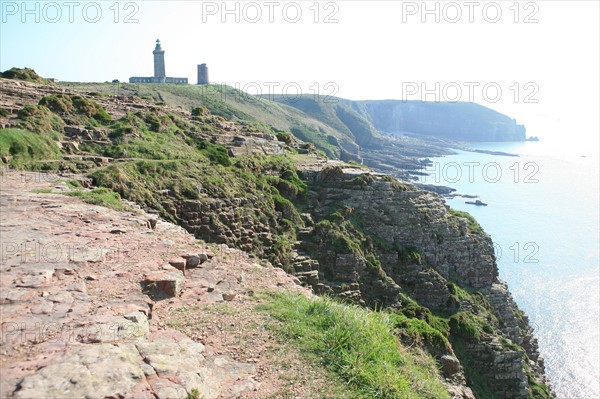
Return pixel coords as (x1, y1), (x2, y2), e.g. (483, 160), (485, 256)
(420, 137), (600, 398)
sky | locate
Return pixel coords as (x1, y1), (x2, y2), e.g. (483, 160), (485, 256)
(1, 1), (599, 147)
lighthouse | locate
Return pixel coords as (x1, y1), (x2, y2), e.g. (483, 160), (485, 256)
(153, 39), (166, 83)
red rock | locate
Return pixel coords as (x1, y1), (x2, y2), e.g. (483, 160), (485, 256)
(142, 270), (185, 298)
(168, 258), (186, 271)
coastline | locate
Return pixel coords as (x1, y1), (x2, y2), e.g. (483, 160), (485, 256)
(418, 142), (600, 398)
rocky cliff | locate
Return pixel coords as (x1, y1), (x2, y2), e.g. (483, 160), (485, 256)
(293, 165), (549, 398)
(0, 72), (551, 398)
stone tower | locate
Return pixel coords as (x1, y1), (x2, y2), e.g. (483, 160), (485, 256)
(197, 64), (209, 85)
(153, 39), (166, 83)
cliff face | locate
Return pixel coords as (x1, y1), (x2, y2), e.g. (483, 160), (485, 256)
(349, 100), (527, 142)
(146, 161), (550, 398)
(293, 166), (548, 398)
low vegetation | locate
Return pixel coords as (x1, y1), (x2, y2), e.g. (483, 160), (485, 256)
(16, 105), (65, 134)
(449, 209), (483, 234)
(0, 128), (61, 167)
(1, 67), (49, 84)
(64, 187), (124, 210)
(305, 205), (386, 277)
(39, 94), (111, 126)
(258, 291), (451, 399)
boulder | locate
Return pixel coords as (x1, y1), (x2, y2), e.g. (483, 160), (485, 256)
(440, 354), (461, 377)
(185, 253), (208, 269)
(168, 257), (186, 271)
(142, 270), (185, 299)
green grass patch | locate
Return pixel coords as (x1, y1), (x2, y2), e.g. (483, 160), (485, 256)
(526, 367), (552, 399)
(39, 94), (111, 125)
(16, 105), (65, 134)
(258, 291), (450, 399)
(1, 67), (48, 83)
(64, 187), (124, 210)
(449, 209), (483, 234)
(448, 311), (494, 340)
(0, 128), (61, 167)
(390, 313), (451, 355)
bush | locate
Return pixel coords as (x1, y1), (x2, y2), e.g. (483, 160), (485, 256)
(275, 131), (294, 144)
(390, 313), (451, 355)
(399, 248), (423, 264)
(196, 140), (231, 166)
(191, 106), (209, 116)
(38, 94), (111, 125)
(448, 311), (493, 340)
(39, 94), (73, 114)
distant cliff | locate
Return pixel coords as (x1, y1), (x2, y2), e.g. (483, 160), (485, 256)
(348, 100), (526, 142)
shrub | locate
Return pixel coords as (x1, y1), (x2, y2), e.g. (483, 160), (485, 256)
(275, 131), (294, 144)
(191, 106), (209, 116)
(38, 94), (111, 125)
(449, 311), (493, 341)
(196, 140), (231, 166)
(390, 313), (451, 355)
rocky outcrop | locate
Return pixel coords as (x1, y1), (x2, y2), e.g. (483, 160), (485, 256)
(300, 165), (497, 290)
(166, 197), (278, 257)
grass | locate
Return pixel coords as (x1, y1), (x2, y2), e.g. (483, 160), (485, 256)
(64, 187), (124, 210)
(16, 105), (65, 134)
(449, 209), (483, 234)
(4, 80), (545, 398)
(390, 313), (451, 356)
(1, 67), (49, 84)
(185, 388), (202, 399)
(0, 128), (61, 167)
(258, 291), (450, 399)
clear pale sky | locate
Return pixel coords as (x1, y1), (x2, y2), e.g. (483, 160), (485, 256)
(1, 1), (598, 146)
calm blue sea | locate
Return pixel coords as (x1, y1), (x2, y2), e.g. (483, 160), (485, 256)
(419, 140), (600, 398)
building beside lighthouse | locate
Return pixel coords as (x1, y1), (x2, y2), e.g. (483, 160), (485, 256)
(129, 40), (188, 84)
(197, 63), (209, 85)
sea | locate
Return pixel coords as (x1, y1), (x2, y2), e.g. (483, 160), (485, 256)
(418, 139), (600, 398)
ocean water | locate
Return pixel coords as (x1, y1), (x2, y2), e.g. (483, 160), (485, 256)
(419, 140), (600, 398)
